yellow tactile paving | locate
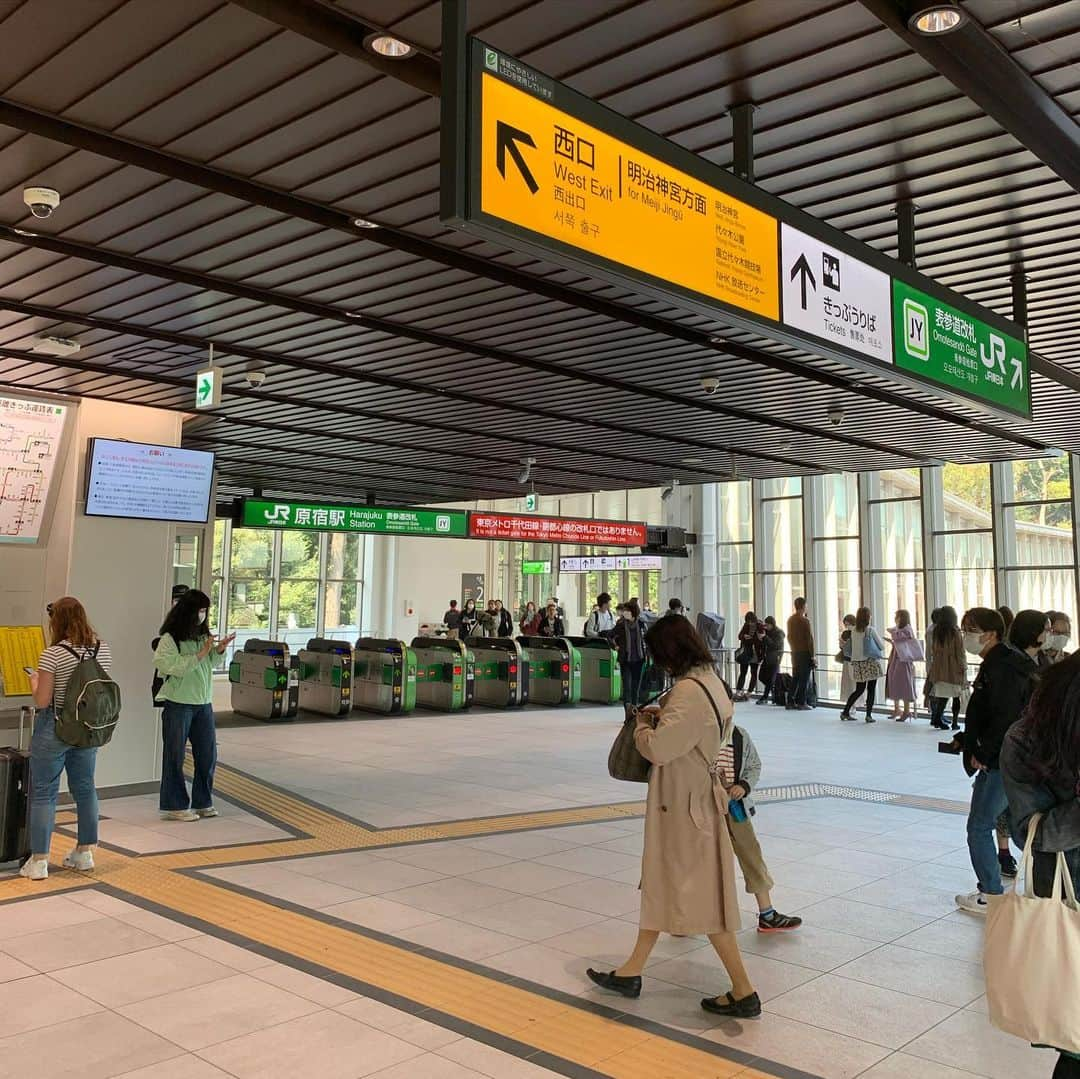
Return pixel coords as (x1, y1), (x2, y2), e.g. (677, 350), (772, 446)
(0, 761), (789, 1079)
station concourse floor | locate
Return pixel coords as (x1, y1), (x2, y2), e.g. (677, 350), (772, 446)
(0, 699), (1059, 1079)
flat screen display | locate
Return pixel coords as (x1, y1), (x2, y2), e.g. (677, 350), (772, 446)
(84, 439), (214, 523)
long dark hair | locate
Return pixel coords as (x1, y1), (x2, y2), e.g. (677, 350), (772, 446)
(1018, 651), (1080, 781)
(160, 589), (211, 643)
(645, 616), (713, 677)
(933, 605), (959, 648)
(855, 606), (871, 632)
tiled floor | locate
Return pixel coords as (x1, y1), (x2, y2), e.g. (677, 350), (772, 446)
(0, 700), (1063, 1078)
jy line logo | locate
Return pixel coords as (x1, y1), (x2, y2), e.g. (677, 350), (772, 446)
(903, 298), (929, 361)
(435, 515), (452, 533)
(263, 504), (291, 523)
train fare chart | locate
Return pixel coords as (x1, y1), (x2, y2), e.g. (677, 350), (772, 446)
(0, 397), (68, 543)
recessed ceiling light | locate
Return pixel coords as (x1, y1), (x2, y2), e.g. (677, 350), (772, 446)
(682, 457), (704, 465)
(352, 217), (379, 229)
(367, 34), (415, 58)
(908, 3), (966, 34)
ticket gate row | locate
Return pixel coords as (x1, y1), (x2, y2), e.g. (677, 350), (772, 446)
(228, 639), (299, 721)
(566, 637), (622, 704)
(411, 637), (474, 711)
(353, 638), (417, 714)
(469, 638), (529, 708)
(517, 637), (583, 705)
(297, 638), (352, 717)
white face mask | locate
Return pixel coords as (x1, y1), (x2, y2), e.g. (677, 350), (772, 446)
(1045, 633), (1070, 652)
(198, 609), (208, 623)
(963, 631), (986, 656)
(622, 610), (633, 621)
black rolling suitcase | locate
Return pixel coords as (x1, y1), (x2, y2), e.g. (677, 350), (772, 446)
(0, 707), (32, 866)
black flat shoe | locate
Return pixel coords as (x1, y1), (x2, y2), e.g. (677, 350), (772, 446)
(701, 991), (762, 1018)
(587, 968), (642, 999)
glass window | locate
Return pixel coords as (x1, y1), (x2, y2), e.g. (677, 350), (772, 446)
(1010, 458), (1071, 503)
(324, 580), (361, 642)
(759, 574), (804, 628)
(760, 497), (803, 572)
(230, 529), (273, 579)
(718, 542), (753, 621)
(1003, 505), (1074, 567)
(761, 477), (802, 498)
(870, 499), (923, 568)
(279, 531), (319, 579)
(1006, 567), (1076, 618)
(325, 533), (361, 581)
(942, 463), (992, 528)
(943, 532), (995, 612)
(816, 473), (859, 538)
(811, 538), (860, 640)
(718, 481), (752, 542)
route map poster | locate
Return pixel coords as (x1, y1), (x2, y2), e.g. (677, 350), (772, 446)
(0, 396), (68, 544)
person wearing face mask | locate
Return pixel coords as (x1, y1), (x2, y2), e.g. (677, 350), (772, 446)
(612, 599), (648, 711)
(1041, 611), (1072, 666)
(153, 590), (234, 822)
(519, 600), (540, 636)
(493, 599), (514, 638)
(460, 599), (479, 638)
(953, 607), (1040, 915)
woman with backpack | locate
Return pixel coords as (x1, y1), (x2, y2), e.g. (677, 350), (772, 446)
(153, 590), (234, 822)
(23, 597), (114, 881)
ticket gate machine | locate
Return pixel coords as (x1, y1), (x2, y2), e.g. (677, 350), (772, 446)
(410, 637), (474, 711)
(516, 637), (583, 706)
(229, 639), (299, 721)
(469, 638), (529, 708)
(352, 638), (418, 715)
(296, 638), (353, 717)
(566, 637), (622, 704)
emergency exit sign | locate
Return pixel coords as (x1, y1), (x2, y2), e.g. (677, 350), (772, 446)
(195, 367), (221, 410)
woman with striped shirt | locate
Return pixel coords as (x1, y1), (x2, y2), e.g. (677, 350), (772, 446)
(23, 597), (111, 881)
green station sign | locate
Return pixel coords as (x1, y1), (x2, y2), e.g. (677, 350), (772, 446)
(892, 281), (1029, 418)
(521, 560), (551, 575)
(240, 499), (468, 537)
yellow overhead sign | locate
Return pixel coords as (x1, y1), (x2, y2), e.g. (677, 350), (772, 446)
(479, 73), (779, 321)
(0, 624), (45, 697)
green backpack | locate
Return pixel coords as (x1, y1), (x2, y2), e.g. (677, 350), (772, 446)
(55, 643), (122, 748)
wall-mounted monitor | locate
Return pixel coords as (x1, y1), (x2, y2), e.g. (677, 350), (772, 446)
(84, 439), (214, 524)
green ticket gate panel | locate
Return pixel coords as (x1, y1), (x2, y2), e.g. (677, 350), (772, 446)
(516, 637), (582, 706)
(468, 638), (529, 708)
(297, 638), (353, 717)
(228, 639), (298, 721)
(566, 637), (622, 704)
(353, 638), (418, 715)
(410, 637), (474, 711)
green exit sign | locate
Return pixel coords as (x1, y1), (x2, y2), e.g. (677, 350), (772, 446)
(195, 367), (222, 410)
(522, 560), (551, 575)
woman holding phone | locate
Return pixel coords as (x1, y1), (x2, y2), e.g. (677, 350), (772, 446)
(153, 590), (234, 822)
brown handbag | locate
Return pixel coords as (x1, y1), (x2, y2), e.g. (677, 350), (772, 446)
(607, 708), (652, 782)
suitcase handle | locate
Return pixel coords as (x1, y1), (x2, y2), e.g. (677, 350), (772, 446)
(18, 706), (33, 753)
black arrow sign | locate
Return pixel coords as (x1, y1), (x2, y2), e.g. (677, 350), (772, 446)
(496, 121), (539, 194)
(790, 252), (816, 310)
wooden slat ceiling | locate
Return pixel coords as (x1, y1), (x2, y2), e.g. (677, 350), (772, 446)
(0, 0), (1076, 505)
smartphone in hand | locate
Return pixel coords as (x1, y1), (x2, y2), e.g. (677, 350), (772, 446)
(22, 667), (35, 677)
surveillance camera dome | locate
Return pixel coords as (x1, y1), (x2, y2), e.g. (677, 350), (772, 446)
(700, 376), (720, 395)
(23, 187), (60, 219)
(827, 406), (844, 426)
(245, 368), (266, 388)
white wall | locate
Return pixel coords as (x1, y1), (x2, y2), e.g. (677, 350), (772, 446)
(1, 398), (181, 789)
(388, 535), (485, 641)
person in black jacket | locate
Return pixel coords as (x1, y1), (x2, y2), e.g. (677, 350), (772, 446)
(493, 599), (514, 638)
(953, 606), (1039, 915)
(612, 599), (648, 711)
(536, 602), (565, 638)
(755, 617), (784, 705)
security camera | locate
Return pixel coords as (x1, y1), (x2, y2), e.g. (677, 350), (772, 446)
(827, 405), (844, 427)
(244, 363), (266, 388)
(23, 187), (60, 219)
(700, 376), (720, 395)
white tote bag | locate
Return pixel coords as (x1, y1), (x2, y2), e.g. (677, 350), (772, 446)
(985, 812), (1080, 1054)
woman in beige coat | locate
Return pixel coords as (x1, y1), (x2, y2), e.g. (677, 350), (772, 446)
(588, 617), (760, 1019)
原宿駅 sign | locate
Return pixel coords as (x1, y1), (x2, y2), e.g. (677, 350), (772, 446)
(240, 499), (468, 538)
(892, 281), (1029, 417)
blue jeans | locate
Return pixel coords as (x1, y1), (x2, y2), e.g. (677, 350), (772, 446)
(160, 702), (217, 811)
(967, 767), (1008, 895)
(29, 707), (99, 856)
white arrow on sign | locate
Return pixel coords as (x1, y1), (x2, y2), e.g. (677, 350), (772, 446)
(1010, 356), (1023, 390)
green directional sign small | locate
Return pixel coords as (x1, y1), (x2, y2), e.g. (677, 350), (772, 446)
(195, 367), (221, 410)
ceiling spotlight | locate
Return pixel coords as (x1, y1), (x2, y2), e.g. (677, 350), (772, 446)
(907, 2), (966, 34)
(352, 217), (379, 229)
(517, 456), (536, 484)
(682, 457), (704, 465)
(366, 34), (415, 58)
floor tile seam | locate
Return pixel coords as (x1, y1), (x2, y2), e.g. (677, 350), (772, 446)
(92, 877), (820, 1079)
(1, 927), (182, 977)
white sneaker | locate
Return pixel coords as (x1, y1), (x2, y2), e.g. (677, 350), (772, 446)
(955, 890), (989, 915)
(194, 806), (219, 818)
(19, 858), (48, 881)
(62, 850), (95, 872)
(160, 809), (199, 822)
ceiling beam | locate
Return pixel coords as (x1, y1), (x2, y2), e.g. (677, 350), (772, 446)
(0, 96), (1044, 456)
(859, 0), (1080, 196)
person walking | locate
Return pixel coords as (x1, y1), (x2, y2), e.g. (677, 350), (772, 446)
(756, 616), (785, 705)
(733, 612), (764, 702)
(21, 598), (112, 881)
(720, 724), (802, 933)
(953, 607), (1039, 915)
(885, 609), (920, 721)
(443, 600), (462, 640)
(586, 616), (759, 1018)
(786, 597), (814, 711)
(536, 601), (565, 638)
(1001, 652), (1080, 1079)
(612, 599), (648, 711)
(927, 605), (966, 730)
(519, 600), (540, 636)
(153, 590), (234, 822)
(838, 613), (856, 702)
(585, 592), (617, 638)
(839, 607), (884, 723)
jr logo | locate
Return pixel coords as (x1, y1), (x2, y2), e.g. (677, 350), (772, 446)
(263, 504), (291, 523)
(903, 298), (929, 361)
